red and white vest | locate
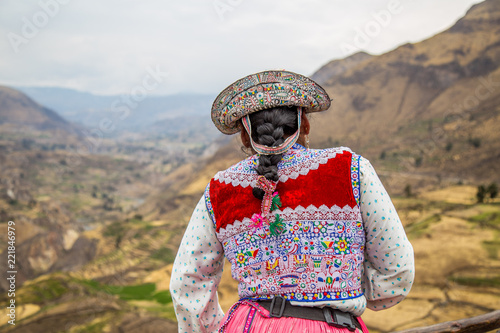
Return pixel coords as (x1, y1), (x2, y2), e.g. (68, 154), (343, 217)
(205, 144), (364, 303)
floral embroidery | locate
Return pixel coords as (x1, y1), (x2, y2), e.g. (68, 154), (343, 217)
(335, 238), (350, 254)
(250, 214), (264, 229)
(171, 151), (415, 332)
(236, 252), (247, 266)
(220, 204), (364, 301)
(208, 146), (366, 302)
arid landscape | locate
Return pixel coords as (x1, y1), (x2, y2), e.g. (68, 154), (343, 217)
(1, 0), (500, 332)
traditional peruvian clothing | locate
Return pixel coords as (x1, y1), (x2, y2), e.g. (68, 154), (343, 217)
(170, 144), (414, 333)
(171, 70), (413, 333)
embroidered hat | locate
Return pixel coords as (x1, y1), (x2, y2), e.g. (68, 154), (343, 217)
(211, 70), (331, 135)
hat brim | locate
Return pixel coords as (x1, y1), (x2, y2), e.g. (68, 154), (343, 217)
(212, 70), (331, 135)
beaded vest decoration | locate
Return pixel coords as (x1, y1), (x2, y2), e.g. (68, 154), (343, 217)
(205, 145), (364, 303)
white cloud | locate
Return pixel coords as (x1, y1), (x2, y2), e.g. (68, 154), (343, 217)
(0, 0), (484, 95)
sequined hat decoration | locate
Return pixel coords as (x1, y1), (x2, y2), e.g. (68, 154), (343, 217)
(211, 70), (331, 135)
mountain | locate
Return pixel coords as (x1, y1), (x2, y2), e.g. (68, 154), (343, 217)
(144, 2), (500, 330)
(2, 2), (500, 332)
(308, 0), (500, 191)
(311, 51), (373, 85)
(16, 86), (216, 134)
(0, 86), (77, 134)
(140, 0), (500, 224)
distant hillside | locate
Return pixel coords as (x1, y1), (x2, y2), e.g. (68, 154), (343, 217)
(144, 0), (500, 199)
(140, 0), (500, 217)
(308, 0), (500, 190)
(148, 114), (220, 143)
(0, 86), (77, 134)
(16, 86), (216, 135)
(311, 51), (373, 85)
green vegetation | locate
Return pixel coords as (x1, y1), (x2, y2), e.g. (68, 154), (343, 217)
(476, 183), (497, 203)
(404, 184), (412, 198)
(482, 240), (500, 259)
(450, 276), (500, 288)
(103, 221), (126, 248)
(488, 183), (498, 199)
(406, 214), (441, 238)
(142, 223), (154, 231)
(469, 207), (500, 258)
(151, 246), (176, 264)
(84, 281), (172, 304)
(114, 283), (156, 300)
(468, 211), (500, 229)
(17, 276), (71, 304)
(476, 185), (487, 203)
(153, 290), (173, 304)
(20, 275), (174, 305)
(2, 274), (175, 330)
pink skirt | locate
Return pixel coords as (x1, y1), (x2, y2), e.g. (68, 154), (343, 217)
(219, 301), (369, 333)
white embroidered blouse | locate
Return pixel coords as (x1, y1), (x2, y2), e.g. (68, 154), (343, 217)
(170, 155), (414, 333)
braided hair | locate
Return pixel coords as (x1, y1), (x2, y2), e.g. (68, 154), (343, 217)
(248, 106), (299, 199)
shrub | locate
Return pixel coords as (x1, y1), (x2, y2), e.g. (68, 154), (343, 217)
(488, 183), (498, 200)
(468, 137), (481, 148)
(415, 156), (423, 167)
(477, 183), (498, 203)
(404, 184), (412, 198)
(477, 185), (487, 203)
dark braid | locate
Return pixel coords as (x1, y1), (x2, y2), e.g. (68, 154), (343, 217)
(248, 107), (298, 199)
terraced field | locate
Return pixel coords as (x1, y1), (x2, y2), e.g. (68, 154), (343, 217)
(1, 185), (499, 332)
(217, 185), (500, 332)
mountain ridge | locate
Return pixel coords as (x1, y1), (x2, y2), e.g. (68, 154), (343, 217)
(306, 0), (500, 192)
(1, 1), (500, 332)
(15, 86), (217, 134)
(0, 86), (77, 135)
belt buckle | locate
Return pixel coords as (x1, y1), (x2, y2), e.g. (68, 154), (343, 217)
(323, 308), (357, 331)
(269, 296), (286, 318)
(334, 310), (356, 331)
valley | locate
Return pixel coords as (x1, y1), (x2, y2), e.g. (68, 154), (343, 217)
(1, 0), (500, 331)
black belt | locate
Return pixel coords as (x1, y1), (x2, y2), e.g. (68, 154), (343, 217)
(255, 296), (361, 331)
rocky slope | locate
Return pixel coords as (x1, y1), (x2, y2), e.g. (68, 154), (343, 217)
(309, 0), (500, 193)
(0, 86), (228, 331)
(0, 87), (215, 294)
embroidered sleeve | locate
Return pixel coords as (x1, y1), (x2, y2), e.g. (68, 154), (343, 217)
(170, 196), (225, 333)
(359, 157), (415, 311)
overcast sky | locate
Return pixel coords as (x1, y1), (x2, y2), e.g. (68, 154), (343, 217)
(0, 0), (484, 96)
